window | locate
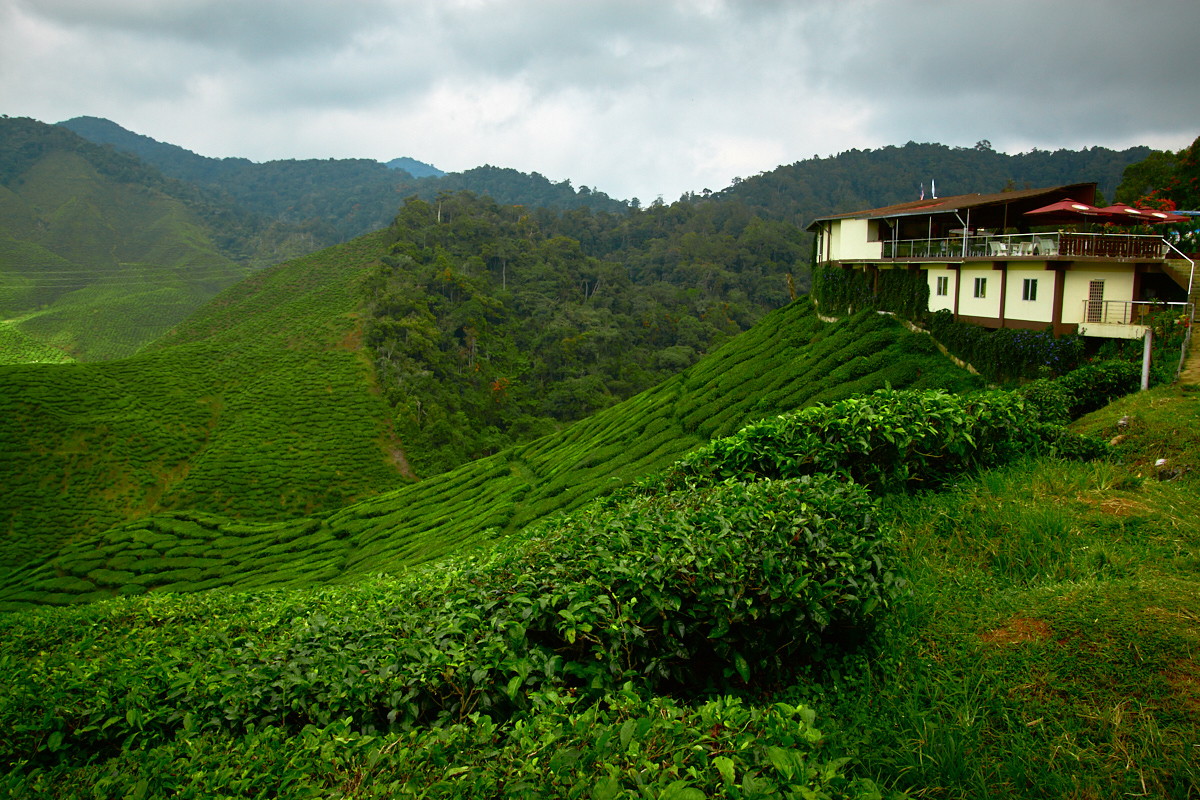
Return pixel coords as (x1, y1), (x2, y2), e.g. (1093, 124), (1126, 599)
(973, 277), (986, 298)
(1022, 278), (1038, 301)
(936, 276), (949, 296)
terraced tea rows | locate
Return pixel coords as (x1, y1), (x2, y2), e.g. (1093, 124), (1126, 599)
(0, 320), (74, 364)
(0, 302), (980, 609)
(0, 231), (409, 581)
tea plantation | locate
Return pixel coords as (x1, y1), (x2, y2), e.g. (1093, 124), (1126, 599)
(0, 230), (410, 581)
(0, 321), (73, 365)
(0, 300), (981, 609)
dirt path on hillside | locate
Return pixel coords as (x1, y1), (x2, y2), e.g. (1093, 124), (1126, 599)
(1178, 333), (1200, 387)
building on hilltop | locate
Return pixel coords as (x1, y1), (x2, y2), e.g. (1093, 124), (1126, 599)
(806, 183), (1195, 339)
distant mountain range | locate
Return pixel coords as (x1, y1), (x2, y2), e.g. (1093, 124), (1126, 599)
(385, 156), (444, 178)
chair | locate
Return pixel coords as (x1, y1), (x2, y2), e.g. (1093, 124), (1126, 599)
(1036, 236), (1058, 256)
(988, 240), (1008, 256)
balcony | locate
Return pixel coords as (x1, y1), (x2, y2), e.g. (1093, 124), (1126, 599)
(1077, 300), (1194, 340)
(881, 232), (1167, 261)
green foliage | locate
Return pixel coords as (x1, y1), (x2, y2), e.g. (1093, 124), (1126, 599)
(812, 265), (929, 320)
(0, 322), (73, 365)
(366, 193), (807, 475)
(812, 264), (874, 316)
(0, 116), (289, 360)
(1057, 360), (1142, 416)
(1017, 360), (1142, 427)
(929, 310), (1086, 381)
(651, 388), (1104, 495)
(0, 232), (407, 580)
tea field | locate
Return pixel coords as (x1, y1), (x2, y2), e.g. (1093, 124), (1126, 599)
(2, 379), (1195, 798)
(0, 230), (410, 582)
(0, 301), (981, 610)
(0, 321), (73, 365)
(0, 141), (254, 361)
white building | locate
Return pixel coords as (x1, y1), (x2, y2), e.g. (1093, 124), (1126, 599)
(807, 183), (1194, 339)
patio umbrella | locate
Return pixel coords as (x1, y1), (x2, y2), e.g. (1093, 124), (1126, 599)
(1095, 204), (1153, 225)
(1137, 208), (1188, 224)
(1023, 199), (1106, 226)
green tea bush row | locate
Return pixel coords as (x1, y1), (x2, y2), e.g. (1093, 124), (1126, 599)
(1019, 359), (1143, 424)
(0, 473), (896, 770)
(651, 388), (1105, 495)
(4, 689), (879, 799)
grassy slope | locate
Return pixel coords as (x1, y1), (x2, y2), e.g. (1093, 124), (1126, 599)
(0, 231), (409, 586)
(0, 150), (251, 360)
(0, 301), (981, 610)
(794, 384), (1200, 797)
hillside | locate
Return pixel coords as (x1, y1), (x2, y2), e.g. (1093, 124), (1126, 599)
(58, 116), (629, 244)
(0, 118), (315, 361)
(1, 377), (1195, 797)
(0, 230), (410, 580)
(721, 140), (1153, 224)
(0, 299), (980, 610)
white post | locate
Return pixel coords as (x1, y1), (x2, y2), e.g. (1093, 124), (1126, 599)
(1141, 328), (1153, 391)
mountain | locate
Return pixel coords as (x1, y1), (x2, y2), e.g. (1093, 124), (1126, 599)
(58, 117), (630, 245)
(386, 156), (444, 178)
(716, 140), (1154, 225)
(0, 117), (309, 361)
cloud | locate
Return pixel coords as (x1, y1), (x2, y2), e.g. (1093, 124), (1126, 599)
(2, 0), (1197, 203)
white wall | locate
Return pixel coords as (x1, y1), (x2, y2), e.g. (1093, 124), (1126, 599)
(926, 266), (957, 313)
(957, 264), (1001, 319)
(1003, 263), (1054, 324)
(1061, 264), (1136, 324)
(830, 219), (883, 261)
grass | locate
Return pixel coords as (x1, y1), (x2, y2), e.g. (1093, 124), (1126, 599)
(781, 385), (1200, 798)
(0, 302), (982, 610)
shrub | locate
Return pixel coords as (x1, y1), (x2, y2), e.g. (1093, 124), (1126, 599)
(650, 388), (1102, 495)
(929, 310), (1086, 381)
(1058, 360), (1141, 417)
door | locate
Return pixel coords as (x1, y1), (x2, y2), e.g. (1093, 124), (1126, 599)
(1087, 280), (1105, 323)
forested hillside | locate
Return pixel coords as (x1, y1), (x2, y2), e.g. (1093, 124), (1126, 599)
(364, 191), (807, 474)
(721, 140), (1152, 225)
(0, 118), (315, 360)
(58, 117), (628, 246)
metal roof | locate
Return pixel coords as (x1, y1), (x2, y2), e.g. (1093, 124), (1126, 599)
(805, 183), (1098, 231)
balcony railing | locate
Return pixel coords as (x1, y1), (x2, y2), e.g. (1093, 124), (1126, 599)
(881, 232), (1166, 260)
(1081, 300), (1194, 326)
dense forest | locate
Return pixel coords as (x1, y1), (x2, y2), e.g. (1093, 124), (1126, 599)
(58, 117), (629, 247)
(366, 191), (807, 475)
(720, 139), (1153, 225)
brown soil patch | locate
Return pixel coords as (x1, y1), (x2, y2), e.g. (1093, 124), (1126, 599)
(981, 617), (1051, 645)
(1077, 495), (1148, 517)
(1162, 659), (1200, 713)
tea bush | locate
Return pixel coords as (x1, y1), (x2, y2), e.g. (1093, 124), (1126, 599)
(652, 388), (1105, 495)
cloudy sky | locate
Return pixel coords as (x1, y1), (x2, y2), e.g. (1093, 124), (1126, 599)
(2, 0), (1198, 202)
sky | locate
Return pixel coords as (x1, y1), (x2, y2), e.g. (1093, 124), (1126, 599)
(2, 0), (1198, 203)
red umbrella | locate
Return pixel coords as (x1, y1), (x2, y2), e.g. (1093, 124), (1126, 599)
(1096, 204), (1152, 224)
(1023, 199), (1106, 225)
(1136, 208), (1188, 223)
